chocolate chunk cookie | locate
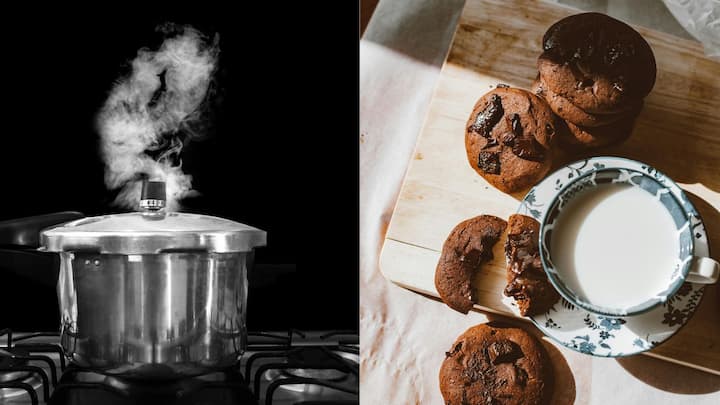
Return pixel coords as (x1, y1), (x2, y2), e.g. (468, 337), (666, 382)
(435, 215), (508, 314)
(531, 76), (635, 128)
(504, 215), (560, 316)
(560, 110), (639, 149)
(465, 87), (558, 194)
(538, 12), (656, 114)
(440, 323), (553, 405)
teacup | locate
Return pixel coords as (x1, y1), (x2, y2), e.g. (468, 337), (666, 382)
(539, 165), (719, 317)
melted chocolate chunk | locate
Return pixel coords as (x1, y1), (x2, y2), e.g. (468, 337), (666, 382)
(503, 280), (522, 297)
(477, 151), (501, 174)
(501, 132), (516, 146)
(488, 340), (522, 364)
(579, 78), (595, 88)
(504, 275), (560, 316)
(513, 364), (529, 387)
(506, 229), (543, 276)
(511, 138), (545, 162)
(507, 229), (538, 251)
(499, 113), (545, 162)
(470, 94), (504, 137)
(505, 277), (534, 296)
(545, 123), (555, 136)
(483, 138), (499, 149)
(510, 113), (523, 137)
(504, 216), (560, 316)
(496, 83), (509, 88)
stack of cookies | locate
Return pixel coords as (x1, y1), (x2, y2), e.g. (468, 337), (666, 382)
(443, 12), (660, 405)
(532, 12), (656, 149)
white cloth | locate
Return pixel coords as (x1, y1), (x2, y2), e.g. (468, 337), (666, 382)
(359, 0), (720, 403)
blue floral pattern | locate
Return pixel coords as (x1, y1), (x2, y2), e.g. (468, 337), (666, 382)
(517, 157), (708, 357)
(570, 335), (597, 354)
(661, 282), (701, 327)
(599, 317), (625, 331)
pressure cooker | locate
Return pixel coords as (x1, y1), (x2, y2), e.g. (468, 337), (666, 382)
(39, 181), (266, 379)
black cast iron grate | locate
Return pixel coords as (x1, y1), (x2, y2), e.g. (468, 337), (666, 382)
(0, 329), (65, 405)
(0, 329), (359, 405)
(244, 332), (359, 405)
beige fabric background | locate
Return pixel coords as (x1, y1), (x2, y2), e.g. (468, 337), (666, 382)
(359, 0), (720, 403)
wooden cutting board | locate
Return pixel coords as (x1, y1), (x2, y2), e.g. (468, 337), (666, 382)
(379, 0), (720, 375)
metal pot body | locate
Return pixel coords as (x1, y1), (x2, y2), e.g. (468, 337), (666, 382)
(57, 250), (251, 379)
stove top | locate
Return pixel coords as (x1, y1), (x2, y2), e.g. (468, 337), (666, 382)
(0, 329), (359, 405)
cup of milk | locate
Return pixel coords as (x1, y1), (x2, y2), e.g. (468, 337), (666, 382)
(539, 164), (719, 317)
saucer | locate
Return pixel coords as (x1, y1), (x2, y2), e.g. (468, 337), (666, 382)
(516, 156), (708, 357)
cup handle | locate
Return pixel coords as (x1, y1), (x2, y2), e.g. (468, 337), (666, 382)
(687, 257), (720, 284)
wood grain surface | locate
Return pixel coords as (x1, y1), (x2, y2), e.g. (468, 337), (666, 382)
(379, 0), (720, 375)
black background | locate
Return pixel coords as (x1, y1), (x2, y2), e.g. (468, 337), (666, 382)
(0, 5), (358, 332)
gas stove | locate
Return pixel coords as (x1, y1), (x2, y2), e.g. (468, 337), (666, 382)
(0, 329), (358, 405)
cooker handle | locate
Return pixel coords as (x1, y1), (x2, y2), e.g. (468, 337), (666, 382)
(0, 211), (84, 287)
(0, 247), (59, 287)
(0, 211), (85, 248)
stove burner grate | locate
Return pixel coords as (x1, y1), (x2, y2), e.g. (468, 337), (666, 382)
(1, 328), (360, 404)
(0, 329), (64, 404)
(246, 344), (359, 405)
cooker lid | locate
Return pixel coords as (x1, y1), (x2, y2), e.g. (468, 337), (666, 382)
(40, 212), (267, 254)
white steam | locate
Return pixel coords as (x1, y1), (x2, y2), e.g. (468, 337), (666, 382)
(97, 25), (218, 211)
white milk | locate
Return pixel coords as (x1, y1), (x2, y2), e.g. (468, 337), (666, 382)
(550, 183), (679, 310)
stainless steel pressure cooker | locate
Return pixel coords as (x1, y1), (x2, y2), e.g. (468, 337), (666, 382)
(39, 181), (266, 379)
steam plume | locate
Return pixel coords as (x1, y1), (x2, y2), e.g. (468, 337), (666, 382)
(97, 24), (218, 211)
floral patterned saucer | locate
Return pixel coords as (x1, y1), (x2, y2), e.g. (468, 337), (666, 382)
(516, 156), (708, 357)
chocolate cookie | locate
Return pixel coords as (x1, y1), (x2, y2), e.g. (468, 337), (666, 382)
(435, 215), (508, 314)
(504, 214), (560, 316)
(440, 323), (553, 405)
(531, 76), (634, 127)
(538, 12), (656, 114)
(560, 110), (639, 149)
(465, 87), (558, 194)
